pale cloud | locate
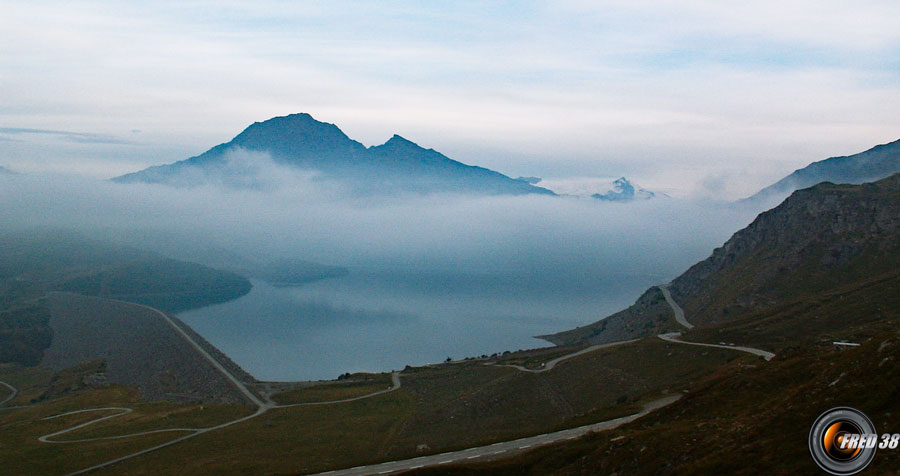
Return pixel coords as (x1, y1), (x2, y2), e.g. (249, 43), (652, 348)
(1, 1), (898, 198)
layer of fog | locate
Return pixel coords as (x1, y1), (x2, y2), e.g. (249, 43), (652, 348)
(1, 158), (761, 282)
(2, 154), (770, 378)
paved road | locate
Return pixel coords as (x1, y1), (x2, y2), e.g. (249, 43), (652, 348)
(658, 285), (693, 329)
(658, 332), (774, 361)
(656, 285), (774, 361)
(305, 395), (682, 476)
(47, 298), (272, 475)
(41, 289), (767, 476)
(278, 372), (401, 408)
(298, 286), (766, 475)
(110, 298), (266, 408)
(494, 339), (639, 373)
(0, 380), (17, 407)
(39, 298), (404, 475)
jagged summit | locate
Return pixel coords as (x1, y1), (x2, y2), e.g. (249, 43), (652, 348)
(372, 134), (425, 152)
(381, 134), (413, 145)
(530, 176), (658, 200)
(114, 113), (553, 196)
(592, 177), (656, 202)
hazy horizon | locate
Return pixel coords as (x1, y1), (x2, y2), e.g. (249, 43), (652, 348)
(3, 2), (900, 199)
(1, 161), (762, 380)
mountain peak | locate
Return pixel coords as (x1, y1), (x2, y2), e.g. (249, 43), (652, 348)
(223, 113), (365, 164)
(744, 137), (900, 204)
(592, 176), (655, 201)
(113, 113), (554, 196)
(237, 113), (344, 140)
(380, 134), (419, 148)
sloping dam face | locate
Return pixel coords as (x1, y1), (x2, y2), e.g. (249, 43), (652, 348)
(42, 293), (250, 404)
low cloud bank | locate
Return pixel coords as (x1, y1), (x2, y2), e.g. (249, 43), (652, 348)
(1, 157), (760, 285)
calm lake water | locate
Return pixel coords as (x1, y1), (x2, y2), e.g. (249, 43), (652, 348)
(179, 269), (661, 381)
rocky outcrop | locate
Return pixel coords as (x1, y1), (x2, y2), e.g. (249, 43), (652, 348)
(670, 174), (900, 325)
(546, 173), (900, 344)
(539, 287), (679, 346)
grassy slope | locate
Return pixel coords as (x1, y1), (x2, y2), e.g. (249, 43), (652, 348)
(0, 365), (252, 476)
(271, 374), (394, 405)
(2, 337), (753, 476)
(399, 177), (900, 475)
(686, 269), (900, 351)
(408, 331), (900, 476)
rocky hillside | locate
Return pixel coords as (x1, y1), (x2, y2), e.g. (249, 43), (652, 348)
(539, 287), (679, 346)
(545, 173), (900, 346)
(670, 173), (900, 327)
(745, 137), (900, 204)
(407, 329), (900, 476)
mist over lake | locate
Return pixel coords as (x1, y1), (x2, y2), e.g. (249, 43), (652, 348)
(2, 172), (760, 382)
(179, 269), (663, 381)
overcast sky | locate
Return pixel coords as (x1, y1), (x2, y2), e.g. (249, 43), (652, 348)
(2, 0), (899, 198)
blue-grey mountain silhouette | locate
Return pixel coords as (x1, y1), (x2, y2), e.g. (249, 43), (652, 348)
(114, 113), (553, 195)
(745, 138), (900, 204)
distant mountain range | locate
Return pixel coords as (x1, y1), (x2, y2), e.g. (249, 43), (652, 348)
(114, 113), (554, 196)
(113, 114), (899, 200)
(744, 138), (900, 203)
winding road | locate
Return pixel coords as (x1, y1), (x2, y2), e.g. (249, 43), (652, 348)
(27, 297), (682, 476)
(0, 379), (17, 407)
(658, 332), (775, 361)
(492, 339), (639, 373)
(277, 372), (401, 408)
(39, 373), (404, 476)
(31, 299), (404, 476)
(656, 284), (774, 361)
(21, 285), (775, 476)
(658, 284), (693, 329)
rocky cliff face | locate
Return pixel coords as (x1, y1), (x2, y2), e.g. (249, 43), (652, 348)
(544, 173), (900, 346)
(670, 173), (900, 326)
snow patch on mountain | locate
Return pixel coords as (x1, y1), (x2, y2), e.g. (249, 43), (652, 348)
(533, 176), (659, 201)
